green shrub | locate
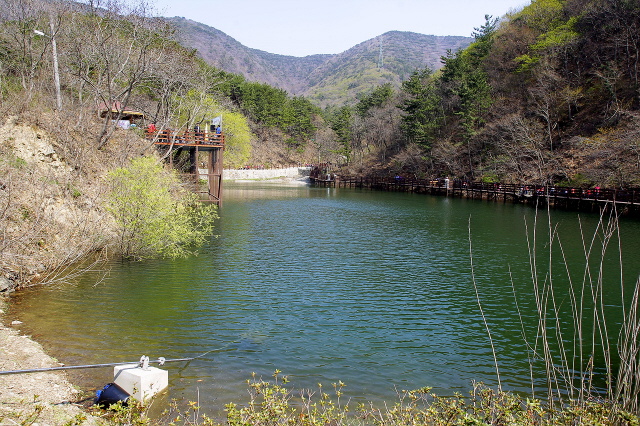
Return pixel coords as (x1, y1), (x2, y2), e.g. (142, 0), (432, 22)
(219, 373), (639, 426)
(106, 156), (218, 259)
(480, 174), (499, 183)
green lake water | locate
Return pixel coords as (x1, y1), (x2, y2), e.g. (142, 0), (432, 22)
(9, 182), (640, 415)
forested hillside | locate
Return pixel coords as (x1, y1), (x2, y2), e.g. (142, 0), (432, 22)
(169, 17), (472, 107)
(168, 17), (333, 96)
(169, 0), (640, 188)
(333, 0), (640, 188)
(1, 0), (639, 222)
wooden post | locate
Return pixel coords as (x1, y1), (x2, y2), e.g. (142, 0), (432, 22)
(208, 148), (223, 204)
(189, 148), (197, 175)
(207, 150), (214, 201)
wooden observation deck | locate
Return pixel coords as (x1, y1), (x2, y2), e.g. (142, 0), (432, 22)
(146, 129), (225, 204)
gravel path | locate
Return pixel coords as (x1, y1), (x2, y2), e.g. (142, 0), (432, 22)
(0, 297), (103, 425)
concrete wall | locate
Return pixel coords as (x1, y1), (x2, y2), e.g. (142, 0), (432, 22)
(220, 167), (311, 181)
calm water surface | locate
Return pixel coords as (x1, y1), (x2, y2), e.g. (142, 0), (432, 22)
(10, 182), (640, 414)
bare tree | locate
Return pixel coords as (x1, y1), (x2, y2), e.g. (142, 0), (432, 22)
(527, 62), (564, 153)
(0, 0), (51, 105)
(483, 113), (559, 184)
(65, 0), (175, 148)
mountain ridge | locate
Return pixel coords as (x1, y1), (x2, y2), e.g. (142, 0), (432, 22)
(167, 17), (473, 106)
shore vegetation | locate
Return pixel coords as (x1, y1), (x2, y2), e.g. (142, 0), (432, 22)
(106, 157), (218, 260)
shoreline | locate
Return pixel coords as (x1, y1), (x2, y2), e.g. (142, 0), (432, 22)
(0, 165), (308, 425)
(0, 296), (101, 425)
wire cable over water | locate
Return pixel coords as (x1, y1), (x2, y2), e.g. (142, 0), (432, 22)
(0, 348), (225, 376)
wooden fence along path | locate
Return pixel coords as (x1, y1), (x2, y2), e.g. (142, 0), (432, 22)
(309, 175), (640, 215)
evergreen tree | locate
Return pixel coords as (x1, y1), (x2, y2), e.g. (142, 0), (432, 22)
(439, 15), (497, 177)
(399, 68), (441, 150)
(328, 106), (354, 164)
(356, 83), (393, 117)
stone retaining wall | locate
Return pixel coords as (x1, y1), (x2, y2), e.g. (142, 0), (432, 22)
(221, 167), (311, 180)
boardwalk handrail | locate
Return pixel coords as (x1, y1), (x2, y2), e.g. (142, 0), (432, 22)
(145, 129), (225, 147)
(309, 175), (640, 208)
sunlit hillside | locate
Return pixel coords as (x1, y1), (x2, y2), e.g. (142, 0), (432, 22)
(168, 17), (472, 107)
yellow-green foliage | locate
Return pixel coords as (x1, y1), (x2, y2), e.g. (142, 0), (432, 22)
(516, 0), (565, 32)
(513, 0), (579, 71)
(219, 373), (640, 426)
(172, 90), (223, 130)
(516, 16), (579, 71)
(221, 111), (252, 168)
(106, 156), (218, 259)
(171, 90), (252, 168)
(532, 16), (579, 50)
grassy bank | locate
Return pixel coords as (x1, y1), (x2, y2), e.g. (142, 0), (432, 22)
(102, 371), (638, 425)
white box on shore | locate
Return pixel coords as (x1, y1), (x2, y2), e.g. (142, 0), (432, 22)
(113, 364), (168, 402)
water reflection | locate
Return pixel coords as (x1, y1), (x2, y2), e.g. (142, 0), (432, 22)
(9, 182), (640, 416)
(223, 180), (312, 200)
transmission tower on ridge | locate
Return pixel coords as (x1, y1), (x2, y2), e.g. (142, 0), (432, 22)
(378, 37), (384, 69)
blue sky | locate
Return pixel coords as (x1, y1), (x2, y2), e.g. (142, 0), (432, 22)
(151, 0), (530, 57)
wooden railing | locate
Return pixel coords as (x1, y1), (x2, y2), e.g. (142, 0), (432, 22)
(449, 181), (639, 204)
(146, 129), (225, 147)
(310, 175), (640, 207)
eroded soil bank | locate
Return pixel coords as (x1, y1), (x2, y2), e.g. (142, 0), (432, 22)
(0, 114), (150, 425)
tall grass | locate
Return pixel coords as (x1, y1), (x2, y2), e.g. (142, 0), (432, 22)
(503, 202), (640, 414)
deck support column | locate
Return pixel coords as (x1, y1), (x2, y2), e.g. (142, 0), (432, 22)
(189, 148), (197, 175)
(208, 148), (223, 204)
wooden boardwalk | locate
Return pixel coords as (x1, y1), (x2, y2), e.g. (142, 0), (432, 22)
(310, 175), (640, 215)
